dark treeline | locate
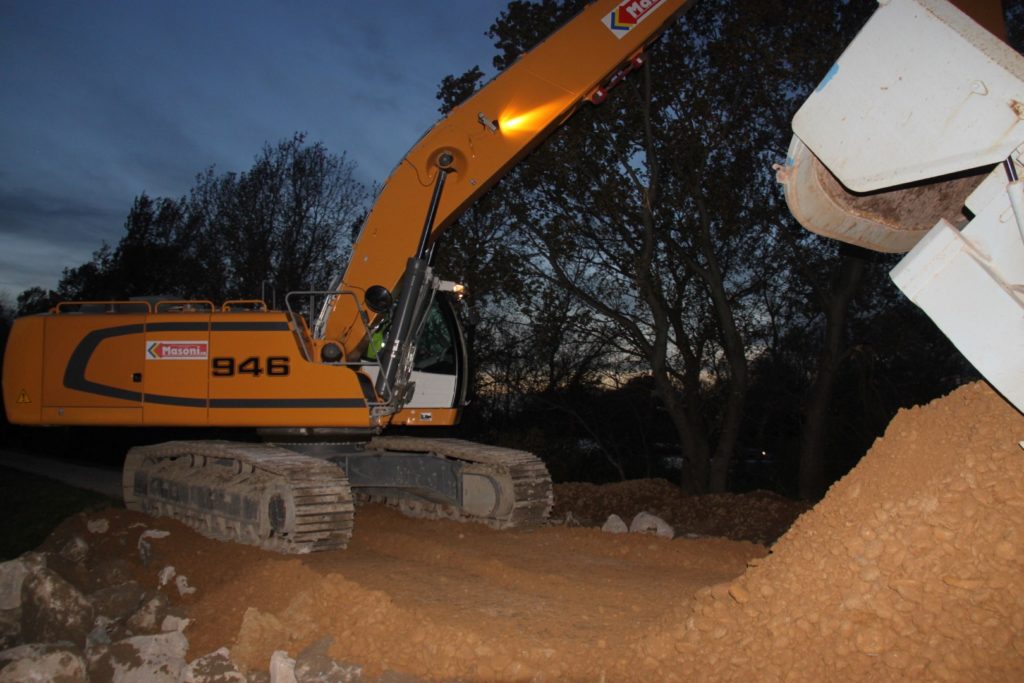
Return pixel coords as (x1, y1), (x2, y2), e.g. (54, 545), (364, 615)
(7, 0), (1014, 498)
(430, 0), (982, 497)
(14, 133), (368, 312)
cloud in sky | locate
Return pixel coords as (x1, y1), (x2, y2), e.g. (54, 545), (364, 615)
(0, 0), (508, 300)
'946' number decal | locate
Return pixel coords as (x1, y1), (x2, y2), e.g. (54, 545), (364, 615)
(211, 356), (289, 377)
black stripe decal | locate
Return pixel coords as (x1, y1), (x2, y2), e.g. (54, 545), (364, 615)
(146, 322), (207, 332)
(138, 396), (364, 409)
(209, 398), (366, 408)
(62, 322), (364, 410)
(144, 394), (207, 408)
(212, 322), (290, 332)
(64, 324), (145, 402)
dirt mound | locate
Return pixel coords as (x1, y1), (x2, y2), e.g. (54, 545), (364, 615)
(10, 380), (1022, 681)
(554, 479), (808, 543)
(25, 501), (762, 681)
(629, 381), (1024, 681)
(190, 505), (764, 680)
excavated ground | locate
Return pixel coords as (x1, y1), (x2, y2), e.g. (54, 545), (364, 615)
(30, 381), (1024, 681)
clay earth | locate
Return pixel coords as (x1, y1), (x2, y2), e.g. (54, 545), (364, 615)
(3, 380), (1023, 681)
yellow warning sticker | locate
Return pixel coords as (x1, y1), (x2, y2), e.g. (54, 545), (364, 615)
(17, 390), (31, 404)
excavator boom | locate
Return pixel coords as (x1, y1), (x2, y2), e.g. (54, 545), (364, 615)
(325, 0), (694, 357)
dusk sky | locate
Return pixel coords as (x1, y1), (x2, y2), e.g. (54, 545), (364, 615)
(0, 0), (510, 302)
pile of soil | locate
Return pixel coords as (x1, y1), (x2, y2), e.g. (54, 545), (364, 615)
(37, 504), (764, 681)
(17, 380), (1024, 681)
(628, 381), (1024, 681)
(553, 479), (808, 544)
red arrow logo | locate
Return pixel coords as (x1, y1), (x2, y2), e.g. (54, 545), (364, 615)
(146, 341), (208, 360)
(605, 0), (666, 36)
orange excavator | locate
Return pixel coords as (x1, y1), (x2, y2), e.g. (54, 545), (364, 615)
(2, 0), (694, 552)
(8, 0), (1020, 554)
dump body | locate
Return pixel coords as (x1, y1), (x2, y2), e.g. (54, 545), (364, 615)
(778, 0), (1024, 412)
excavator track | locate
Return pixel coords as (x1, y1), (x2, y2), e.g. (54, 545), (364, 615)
(123, 440), (354, 554)
(359, 436), (553, 529)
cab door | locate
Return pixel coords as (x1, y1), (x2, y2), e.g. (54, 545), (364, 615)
(407, 295), (468, 409)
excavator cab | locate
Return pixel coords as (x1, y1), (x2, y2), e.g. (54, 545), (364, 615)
(359, 292), (469, 420)
(409, 295), (469, 409)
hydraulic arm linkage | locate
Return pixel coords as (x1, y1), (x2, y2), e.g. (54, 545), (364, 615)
(319, 0), (695, 368)
(374, 152), (457, 407)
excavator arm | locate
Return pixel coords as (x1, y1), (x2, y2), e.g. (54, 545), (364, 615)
(3, 0), (694, 432)
(319, 0), (695, 373)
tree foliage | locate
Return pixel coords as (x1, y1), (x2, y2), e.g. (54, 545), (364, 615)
(433, 0), (979, 494)
(12, 1), (1000, 498)
(50, 133), (368, 304)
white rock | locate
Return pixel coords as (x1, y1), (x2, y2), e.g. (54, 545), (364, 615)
(629, 511), (675, 539)
(0, 554), (46, 612)
(158, 565), (176, 587)
(95, 631), (188, 683)
(59, 535), (90, 563)
(0, 608), (20, 650)
(161, 614), (191, 633)
(175, 574), (197, 596)
(20, 566), (95, 645)
(0, 559), (31, 611)
(137, 529), (170, 565)
(270, 650), (298, 683)
(126, 593), (170, 635)
(0, 643), (87, 683)
(87, 518), (110, 534)
(601, 514), (628, 534)
(295, 637), (362, 683)
(87, 615), (114, 647)
(182, 647), (246, 683)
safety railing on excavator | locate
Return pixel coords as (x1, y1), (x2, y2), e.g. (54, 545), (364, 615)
(54, 300), (153, 314)
(51, 299), (270, 314)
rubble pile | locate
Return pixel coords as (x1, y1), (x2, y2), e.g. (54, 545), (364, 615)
(0, 519), (365, 682)
(0, 523), (228, 683)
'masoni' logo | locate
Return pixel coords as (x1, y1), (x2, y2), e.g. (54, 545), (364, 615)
(603, 0), (667, 39)
(146, 341), (209, 360)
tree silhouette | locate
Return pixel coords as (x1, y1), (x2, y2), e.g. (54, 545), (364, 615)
(48, 133), (368, 305)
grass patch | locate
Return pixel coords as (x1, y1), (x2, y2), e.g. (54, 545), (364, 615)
(0, 466), (120, 561)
